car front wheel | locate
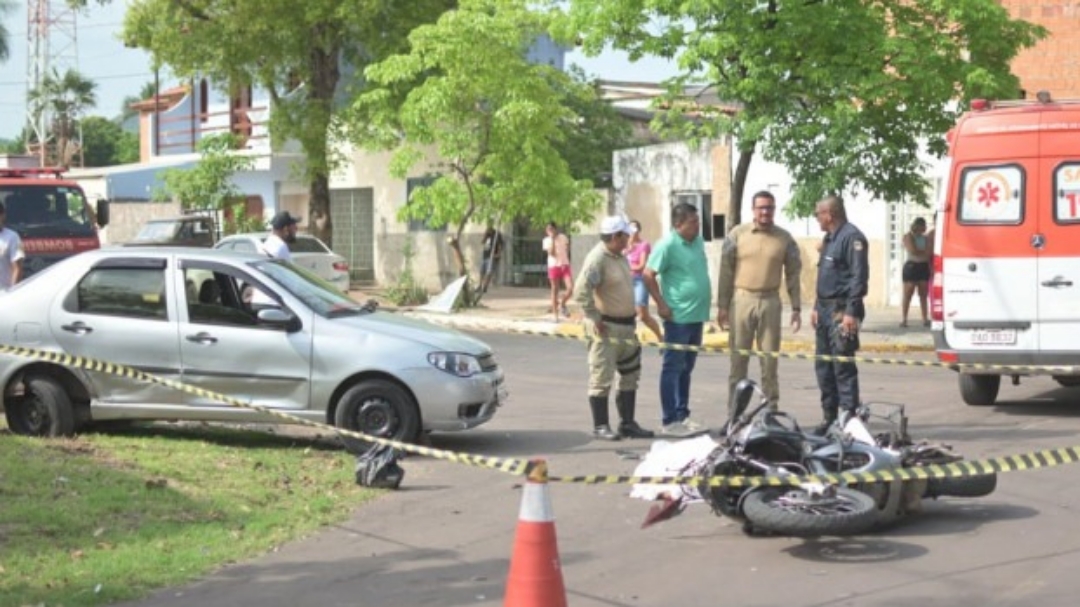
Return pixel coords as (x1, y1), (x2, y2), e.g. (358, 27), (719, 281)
(334, 379), (421, 453)
(4, 375), (76, 437)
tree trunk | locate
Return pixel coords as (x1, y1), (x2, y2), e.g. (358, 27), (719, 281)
(303, 29), (340, 248)
(729, 145), (755, 233)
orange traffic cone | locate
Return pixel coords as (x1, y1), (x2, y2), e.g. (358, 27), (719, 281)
(504, 460), (568, 607)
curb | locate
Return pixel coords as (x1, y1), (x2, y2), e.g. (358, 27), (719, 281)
(403, 311), (935, 354)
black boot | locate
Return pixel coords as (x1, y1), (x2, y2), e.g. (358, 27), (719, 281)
(590, 395), (621, 441)
(813, 409), (838, 436)
(615, 391), (654, 439)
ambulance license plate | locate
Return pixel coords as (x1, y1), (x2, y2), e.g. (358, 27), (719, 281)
(970, 329), (1016, 346)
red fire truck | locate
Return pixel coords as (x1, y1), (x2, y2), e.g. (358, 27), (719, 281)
(0, 167), (109, 277)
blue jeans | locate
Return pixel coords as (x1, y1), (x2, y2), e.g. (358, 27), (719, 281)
(659, 321), (703, 425)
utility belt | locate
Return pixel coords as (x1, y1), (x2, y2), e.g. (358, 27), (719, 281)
(735, 288), (779, 298)
(601, 314), (637, 326)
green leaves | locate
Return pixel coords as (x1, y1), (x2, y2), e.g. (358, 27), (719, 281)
(159, 134), (254, 225)
(566, 0), (1046, 217)
(352, 0), (605, 240)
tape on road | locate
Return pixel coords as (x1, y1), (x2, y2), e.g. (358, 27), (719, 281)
(419, 317), (1080, 374)
(5, 343), (1079, 487)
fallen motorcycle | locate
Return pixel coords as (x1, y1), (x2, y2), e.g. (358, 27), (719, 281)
(634, 379), (996, 534)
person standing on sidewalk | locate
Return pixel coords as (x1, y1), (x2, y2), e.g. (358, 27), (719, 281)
(643, 203), (712, 437)
(624, 219), (663, 342)
(716, 191), (802, 415)
(811, 195), (869, 433)
(574, 215), (654, 441)
(0, 201), (25, 291)
(542, 222), (573, 322)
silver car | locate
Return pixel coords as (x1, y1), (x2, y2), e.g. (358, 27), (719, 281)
(0, 248), (505, 448)
(214, 232), (350, 292)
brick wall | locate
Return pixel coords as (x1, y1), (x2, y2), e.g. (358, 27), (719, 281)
(1001, 0), (1080, 99)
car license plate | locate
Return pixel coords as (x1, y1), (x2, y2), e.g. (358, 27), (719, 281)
(970, 329), (1016, 346)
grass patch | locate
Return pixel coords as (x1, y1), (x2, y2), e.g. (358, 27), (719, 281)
(0, 422), (379, 606)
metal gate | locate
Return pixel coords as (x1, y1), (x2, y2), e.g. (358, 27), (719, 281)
(330, 188), (375, 284)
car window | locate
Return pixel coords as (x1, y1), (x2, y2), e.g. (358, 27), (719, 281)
(71, 267), (167, 320)
(288, 236), (330, 254)
(231, 240), (259, 253)
(182, 262), (289, 330)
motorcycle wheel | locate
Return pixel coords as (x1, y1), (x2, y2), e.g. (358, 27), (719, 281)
(924, 473), (997, 498)
(742, 486), (878, 537)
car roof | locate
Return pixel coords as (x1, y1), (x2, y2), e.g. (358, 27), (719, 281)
(89, 246), (265, 262)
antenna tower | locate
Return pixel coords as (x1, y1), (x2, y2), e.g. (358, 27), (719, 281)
(26, 0), (80, 165)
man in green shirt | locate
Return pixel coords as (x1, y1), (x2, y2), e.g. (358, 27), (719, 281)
(643, 203), (712, 437)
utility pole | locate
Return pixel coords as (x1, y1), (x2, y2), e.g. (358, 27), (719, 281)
(26, 0), (80, 167)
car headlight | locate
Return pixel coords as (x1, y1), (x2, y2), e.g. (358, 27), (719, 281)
(427, 352), (483, 377)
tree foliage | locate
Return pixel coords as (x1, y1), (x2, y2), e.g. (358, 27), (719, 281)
(555, 66), (637, 186)
(351, 0), (603, 299)
(159, 134), (255, 234)
(27, 68), (98, 166)
(85, 0), (453, 247)
(80, 116), (139, 167)
(559, 0), (1046, 225)
(0, 0), (13, 62)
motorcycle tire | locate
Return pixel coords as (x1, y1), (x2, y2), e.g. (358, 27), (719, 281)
(924, 473), (997, 499)
(742, 486), (878, 537)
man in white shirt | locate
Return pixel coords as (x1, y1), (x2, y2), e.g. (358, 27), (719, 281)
(249, 211), (300, 309)
(0, 201), (26, 291)
(262, 211), (299, 260)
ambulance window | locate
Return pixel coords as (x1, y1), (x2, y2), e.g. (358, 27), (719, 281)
(1054, 163), (1080, 224)
(957, 165), (1023, 225)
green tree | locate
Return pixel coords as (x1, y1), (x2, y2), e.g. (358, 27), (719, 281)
(560, 0), (1046, 226)
(159, 134), (255, 234)
(86, 0), (454, 247)
(118, 81), (159, 124)
(351, 0), (602, 302)
(555, 65), (637, 186)
(27, 68), (98, 166)
(80, 115), (140, 166)
(0, 0), (13, 62)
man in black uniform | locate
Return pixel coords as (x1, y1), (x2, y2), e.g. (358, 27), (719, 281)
(811, 195), (869, 433)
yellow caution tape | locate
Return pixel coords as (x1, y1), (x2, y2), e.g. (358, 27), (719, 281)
(4, 342), (1079, 487)
(0, 343), (531, 476)
(420, 317), (1080, 374)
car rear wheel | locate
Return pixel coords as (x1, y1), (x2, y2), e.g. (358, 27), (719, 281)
(959, 374), (1000, 407)
(4, 376), (76, 437)
(334, 379), (421, 453)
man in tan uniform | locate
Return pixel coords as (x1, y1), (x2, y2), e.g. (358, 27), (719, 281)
(574, 215), (654, 440)
(716, 191), (803, 414)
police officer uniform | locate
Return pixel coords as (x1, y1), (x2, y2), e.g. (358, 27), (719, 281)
(814, 220), (869, 425)
(574, 217), (653, 441)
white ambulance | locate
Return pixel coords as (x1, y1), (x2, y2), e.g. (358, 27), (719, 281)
(931, 91), (1080, 406)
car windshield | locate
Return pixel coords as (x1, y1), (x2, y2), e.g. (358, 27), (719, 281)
(0, 185), (96, 237)
(252, 259), (366, 317)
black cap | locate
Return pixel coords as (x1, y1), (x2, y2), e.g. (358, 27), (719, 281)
(271, 211), (299, 230)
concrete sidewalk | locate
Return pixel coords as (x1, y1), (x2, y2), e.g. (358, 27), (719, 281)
(356, 285), (934, 353)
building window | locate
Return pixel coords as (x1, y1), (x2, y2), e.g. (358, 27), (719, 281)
(406, 175), (446, 232)
(672, 190), (716, 241)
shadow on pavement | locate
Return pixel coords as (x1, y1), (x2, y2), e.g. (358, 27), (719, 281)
(876, 499), (1039, 538)
(784, 538), (929, 564)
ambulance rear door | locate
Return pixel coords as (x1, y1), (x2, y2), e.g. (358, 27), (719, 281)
(942, 160), (1038, 352)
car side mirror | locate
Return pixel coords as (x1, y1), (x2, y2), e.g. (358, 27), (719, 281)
(95, 199), (110, 228)
(257, 308), (300, 332)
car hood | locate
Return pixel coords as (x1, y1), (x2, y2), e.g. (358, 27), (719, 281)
(335, 311), (491, 354)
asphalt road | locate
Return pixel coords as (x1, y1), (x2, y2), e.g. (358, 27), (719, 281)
(120, 330), (1080, 607)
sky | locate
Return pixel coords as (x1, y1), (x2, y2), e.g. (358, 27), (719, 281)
(0, 2), (680, 141)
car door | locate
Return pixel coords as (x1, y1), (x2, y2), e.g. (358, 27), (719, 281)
(50, 256), (183, 405)
(176, 258), (314, 410)
(1037, 159), (1080, 353)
